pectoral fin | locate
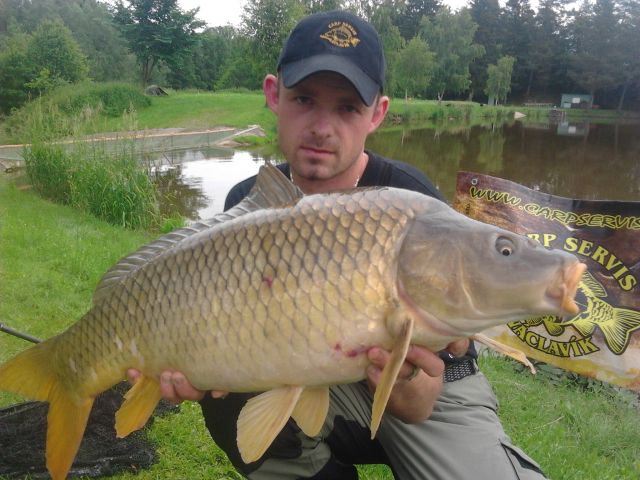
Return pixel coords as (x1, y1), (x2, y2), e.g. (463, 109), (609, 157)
(237, 386), (303, 464)
(473, 333), (536, 374)
(115, 374), (162, 437)
(292, 386), (330, 437)
(370, 314), (414, 439)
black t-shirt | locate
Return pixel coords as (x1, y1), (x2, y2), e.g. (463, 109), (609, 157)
(225, 150), (444, 210)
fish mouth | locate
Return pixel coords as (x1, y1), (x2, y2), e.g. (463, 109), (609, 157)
(546, 261), (587, 315)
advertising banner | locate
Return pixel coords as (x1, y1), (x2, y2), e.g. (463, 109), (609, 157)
(454, 171), (640, 390)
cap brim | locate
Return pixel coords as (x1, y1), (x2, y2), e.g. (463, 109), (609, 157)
(280, 54), (380, 106)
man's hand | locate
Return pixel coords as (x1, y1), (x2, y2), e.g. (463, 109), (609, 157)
(126, 369), (227, 404)
(365, 339), (470, 423)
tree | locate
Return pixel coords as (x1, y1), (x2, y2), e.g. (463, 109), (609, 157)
(529, 0), (569, 97)
(395, 0), (442, 40)
(394, 36), (434, 99)
(613, 0), (640, 110)
(371, 2), (406, 97)
(27, 20), (89, 85)
(191, 26), (238, 90)
(0, 30), (33, 113)
(241, 0), (306, 80)
(567, 0), (619, 99)
(215, 36), (264, 90)
(112, 0), (205, 85)
(1, 0), (134, 83)
(468, 0), (503, 101)
(0, 18), (88, 113)
(301, 0), (346, 13)
(485, 55), (516, 104)
(500, 0), (536, 98)
(419, 7), (484, 102)
(56, 0), (135, 82)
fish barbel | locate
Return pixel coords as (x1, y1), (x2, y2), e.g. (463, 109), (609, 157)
(0, 164), (585, 479)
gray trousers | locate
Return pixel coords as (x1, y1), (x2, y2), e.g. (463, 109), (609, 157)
(248, 371), (545, 480)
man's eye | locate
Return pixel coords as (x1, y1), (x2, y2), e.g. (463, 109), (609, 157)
(342, 105), (358, 113)
(295, 96), (311, 104)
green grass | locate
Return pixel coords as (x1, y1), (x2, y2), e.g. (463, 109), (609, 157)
(100, 90), (278, 140)
(2, 173), (639, 479)
(0, 176), (152, 364)
(479, 353), (640, 479)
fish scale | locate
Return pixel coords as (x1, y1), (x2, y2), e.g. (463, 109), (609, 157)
(0, 164), (586, 479)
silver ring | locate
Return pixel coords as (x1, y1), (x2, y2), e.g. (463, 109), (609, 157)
(406, 364), (420, 381)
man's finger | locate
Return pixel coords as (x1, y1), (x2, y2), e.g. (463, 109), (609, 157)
(171, 371), (206, 401)
(126, 368), (141, 385)
(367, 347), (425, 383)
(211, 390), (229, 399)
(446, 339), (470, 358)
(159, 371), (179, 403)
(406, 346), (445, 378)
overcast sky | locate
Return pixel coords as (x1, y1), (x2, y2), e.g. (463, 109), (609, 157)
(178, 0), (483, 28)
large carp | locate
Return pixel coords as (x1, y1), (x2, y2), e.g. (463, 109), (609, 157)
(0, 164), (585, 480)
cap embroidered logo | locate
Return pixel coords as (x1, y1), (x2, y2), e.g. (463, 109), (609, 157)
(320, 22), (361, 48)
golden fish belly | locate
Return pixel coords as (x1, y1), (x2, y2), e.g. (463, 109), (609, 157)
(57, 189), (420, 395)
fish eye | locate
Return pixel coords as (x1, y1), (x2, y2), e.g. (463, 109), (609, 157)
(496, 237), (515, 257)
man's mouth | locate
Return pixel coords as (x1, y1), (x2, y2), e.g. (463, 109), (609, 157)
(300, 146), (334, 156)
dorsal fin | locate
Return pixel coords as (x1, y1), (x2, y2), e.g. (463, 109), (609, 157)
(93, 163), (302, 303)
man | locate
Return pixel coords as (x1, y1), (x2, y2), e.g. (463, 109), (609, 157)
(130, 10), (546, 480)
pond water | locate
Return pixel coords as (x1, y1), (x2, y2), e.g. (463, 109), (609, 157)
(150, 119), (640, 222)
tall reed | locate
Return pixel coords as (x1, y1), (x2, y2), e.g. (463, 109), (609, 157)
(23, 103), (159, 230)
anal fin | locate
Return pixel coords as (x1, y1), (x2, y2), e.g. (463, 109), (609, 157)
(370, 313), (414, 439)
(115, 374), (162, 437)
(473, 333), (537, 374)
(237, 386), (303, 464)
(292, 386), (329, 437)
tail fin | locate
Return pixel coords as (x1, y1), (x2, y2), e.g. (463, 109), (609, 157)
(0, 342), (94, 480)
(601, 308), (640, 355)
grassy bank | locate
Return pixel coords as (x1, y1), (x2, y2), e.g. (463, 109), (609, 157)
(1, 174), (639, 479)
(0, 89), (276, 146)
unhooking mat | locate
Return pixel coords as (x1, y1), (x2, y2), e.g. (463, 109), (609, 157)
(0, 382), (178, 479)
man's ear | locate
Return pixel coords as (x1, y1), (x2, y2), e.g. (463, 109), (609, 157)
(368, 95), (389, 134)
(263, 74), (279, 114)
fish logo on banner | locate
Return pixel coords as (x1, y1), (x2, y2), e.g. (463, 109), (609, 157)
(513, 270), (640, 357)
(454, 171), (640, 391)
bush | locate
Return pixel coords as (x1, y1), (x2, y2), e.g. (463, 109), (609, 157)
(62, 83), (151, 117)
(4, 82), (150, 143)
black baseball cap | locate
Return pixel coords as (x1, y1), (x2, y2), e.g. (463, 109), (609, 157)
(277, 10), (385, 106)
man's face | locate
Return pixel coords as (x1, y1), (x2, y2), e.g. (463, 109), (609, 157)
(264, 72), (388, 185)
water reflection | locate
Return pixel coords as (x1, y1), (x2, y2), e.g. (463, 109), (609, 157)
(152, 120), (640, 221)
(556, 122), (590, 137)
(147, 147), (264, 220)
(368, 121), (640, 202)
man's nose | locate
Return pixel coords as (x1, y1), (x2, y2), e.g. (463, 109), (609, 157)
(309, 109), (333, 138)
